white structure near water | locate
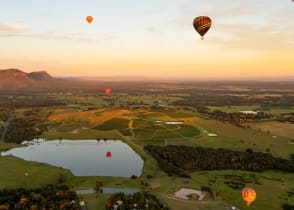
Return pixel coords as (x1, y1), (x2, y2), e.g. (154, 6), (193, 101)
(239, 111), (258, 115)
(164, 121), (184, 125)
(207, 133), (218, 137)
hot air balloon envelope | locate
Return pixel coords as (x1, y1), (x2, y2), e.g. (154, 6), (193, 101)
(241, 187), (256, 206)
(105, 88), (111, 95)
(193, 16), (212, 38)
(106, 151), (112, 158)
(86, 16), (93, 24)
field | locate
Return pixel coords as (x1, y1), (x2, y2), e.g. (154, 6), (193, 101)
(0, 156), (72, 189)
(94, 118), (130, 131)
(80, 194), (108, 210)
(249, 121), (294, 138)
(0, 92), (293, 210)
(189, 117), (293, 159)
(207, 105), (293, 116)
(207, 105), (260, 113)
(0, 142), (21, 151)
(43, 128), (121, 140)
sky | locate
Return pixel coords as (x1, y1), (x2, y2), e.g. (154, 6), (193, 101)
(0, 0), (293, 79)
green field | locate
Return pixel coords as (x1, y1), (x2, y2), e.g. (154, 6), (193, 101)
(188, 170), (294, 210)
(249, 121), (294, 138)
(94, 118), (130, 131)
(207, 105), (293, 116)
(207, 105), (260, 113)
(79, 194), (108, 210)
(0, 142), (21, 151)
(53, 94), (181, 109)
(190, 117), (293, 159)
(0, 156), (73, 189)
(42, 128), (121, 140)
(118, 129), (133, 136)
(164, 111), (195, 118)
(259, 107), (294, 116)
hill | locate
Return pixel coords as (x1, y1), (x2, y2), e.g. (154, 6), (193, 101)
(0, 69), (62, 91)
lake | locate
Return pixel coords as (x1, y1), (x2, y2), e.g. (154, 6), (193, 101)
(1, 139), (144, 177)
(76, 187), (139, 195)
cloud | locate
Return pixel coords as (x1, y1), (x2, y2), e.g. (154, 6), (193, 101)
(0, 22), (30, 33)
(0, 28), (113, 43)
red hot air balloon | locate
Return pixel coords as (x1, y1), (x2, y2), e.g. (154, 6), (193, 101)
(86, 16), (93, 24)
(193, 16), (212, 40)
(105, 88), (111, 95)
(106, 151), (112, 158)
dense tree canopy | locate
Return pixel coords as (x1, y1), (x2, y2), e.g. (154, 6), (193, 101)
(0, 184), (81, 210)
(5, 118), (42, 144)
(105, 192), (169, 210)
(145, 145), (294, 177)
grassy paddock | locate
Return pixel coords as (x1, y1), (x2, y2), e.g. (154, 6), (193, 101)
(249, 121), (294, 138)
(0, 156), (73, 189)
(207, 105), (260, 113)
(190, 117), (293, 159)
(42, 129), (121, 140)
(207, 105), (293, 116)
(94, 118), (129, 131)
(79, 194), (109, 210)
(0, 142), (21, 151)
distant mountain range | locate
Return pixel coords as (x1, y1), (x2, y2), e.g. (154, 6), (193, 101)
(0, 69), (63, 91)
(0, 69), (150, 92)
(0, 68), (293, 92)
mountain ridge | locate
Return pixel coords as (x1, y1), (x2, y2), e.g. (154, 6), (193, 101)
(0, 69), (61, 90)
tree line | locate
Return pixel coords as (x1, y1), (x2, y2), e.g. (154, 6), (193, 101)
(144, 145), (294, 178)
(0, 108), (9, 121)
(5, 117), (42, 144)
(209, 110), (272, 127)
(105, 192), (169, 210)
(0, 184), (81, 210)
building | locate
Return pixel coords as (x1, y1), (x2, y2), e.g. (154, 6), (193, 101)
(240, 111), (258, 115)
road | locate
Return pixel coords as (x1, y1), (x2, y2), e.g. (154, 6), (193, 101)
(0, 111), (12, 143)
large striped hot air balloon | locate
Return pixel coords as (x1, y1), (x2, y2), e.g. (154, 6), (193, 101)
(241, 187), (256, 206)
(193, 16), (212, 39)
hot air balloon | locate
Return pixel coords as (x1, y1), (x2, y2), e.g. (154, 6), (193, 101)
(106, 151), (112, 158)
(86, 16), (93, 24)
(241, 187), (256, 206)
(105, 88), (111, 95)
(193, 16), (212, 39)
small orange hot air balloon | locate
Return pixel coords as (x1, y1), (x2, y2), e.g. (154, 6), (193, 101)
(86, 16), (93, 24)
(242, 187), (256, 206)
(106, 151), (111, 158)
(193, 16), (212, 40)
(105, 88), (111, 95)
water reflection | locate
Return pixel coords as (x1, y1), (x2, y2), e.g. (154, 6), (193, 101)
(1, 139), (143, 177)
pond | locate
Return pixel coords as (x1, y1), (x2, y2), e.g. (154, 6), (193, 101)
(1, 139), (143, 177)
(76, 187), (139, 195)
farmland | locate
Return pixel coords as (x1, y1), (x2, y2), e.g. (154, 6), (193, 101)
(0, 82), (293, 210)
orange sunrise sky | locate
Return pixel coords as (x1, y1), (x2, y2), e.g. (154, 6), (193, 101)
(0, 0), (293, 79)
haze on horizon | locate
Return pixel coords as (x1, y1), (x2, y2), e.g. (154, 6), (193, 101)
(0, 0), (293, 80)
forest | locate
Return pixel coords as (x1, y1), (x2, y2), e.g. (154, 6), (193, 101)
(5, 118), (42, 144)
(105, 192), (169, 210)
(210, 110), (271, 127)
(0, 108), (9, 121)
(145, 145), (294, 178)
(0, 184), (81, 210)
